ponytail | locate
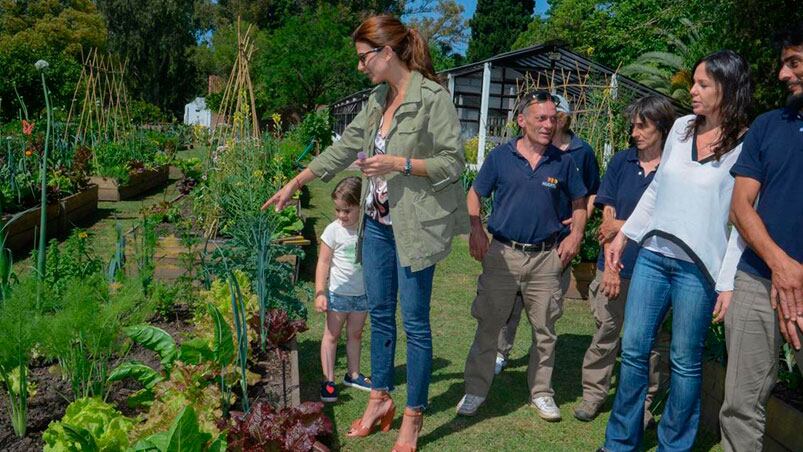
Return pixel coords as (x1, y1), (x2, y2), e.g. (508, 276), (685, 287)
(402, 28), (440, 83)
(352, 15), (441, 84)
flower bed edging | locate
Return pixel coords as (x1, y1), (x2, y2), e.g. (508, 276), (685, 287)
(2, 184), (99, 256)
(699, 360), (803, 451)
(90, 165), (169, 201)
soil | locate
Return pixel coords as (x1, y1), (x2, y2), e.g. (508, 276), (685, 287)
(772, 381), (803, 412)
(0, 303), (296, 451)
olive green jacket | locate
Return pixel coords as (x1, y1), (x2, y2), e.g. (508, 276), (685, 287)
(308, 71), (469, 271)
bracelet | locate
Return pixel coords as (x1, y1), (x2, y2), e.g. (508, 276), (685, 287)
(293, 178), (302, 191)
(402, 157), (412, 176)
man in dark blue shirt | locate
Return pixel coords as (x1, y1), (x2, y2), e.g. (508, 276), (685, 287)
(719, 25), (803, 451)
(494, 95), (602, 377)
(457, 91), (587, 421)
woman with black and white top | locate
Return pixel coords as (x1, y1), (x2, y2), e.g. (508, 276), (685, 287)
(601, 50), (752, 451)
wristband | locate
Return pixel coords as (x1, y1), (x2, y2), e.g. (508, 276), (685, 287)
(403, 157), (412, 176)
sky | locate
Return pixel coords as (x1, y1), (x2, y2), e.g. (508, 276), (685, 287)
(452, 0), (550, 54)
(457, 0), (550, 19)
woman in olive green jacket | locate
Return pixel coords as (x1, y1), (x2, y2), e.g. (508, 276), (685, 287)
(263, 15), (468, 452)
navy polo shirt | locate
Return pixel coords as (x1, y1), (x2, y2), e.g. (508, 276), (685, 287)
(594, 147), (657, 279)
(558, 134), (601, 236)
(473, 138), (587, 244)
(730, 107), (803, 280)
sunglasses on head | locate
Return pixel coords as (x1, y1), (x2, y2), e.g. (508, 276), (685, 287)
(518, 91), (559, 113)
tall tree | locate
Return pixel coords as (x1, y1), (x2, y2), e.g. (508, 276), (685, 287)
(404, 0), (466, 50)
(253, 4), (369, 118)
(96, 0), (200, 115)
(0, 0), (107, 120)
(466, 0), (534, 62)
(216, 0), (404, 31)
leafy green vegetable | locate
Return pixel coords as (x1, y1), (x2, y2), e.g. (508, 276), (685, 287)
(42, 397), (133, 452)
(123, 325), (178, 374)
(130, 406), (224, 452)
(107, 361), (164, 390)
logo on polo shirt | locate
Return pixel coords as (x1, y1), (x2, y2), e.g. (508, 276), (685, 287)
(542, 177), (559, 189)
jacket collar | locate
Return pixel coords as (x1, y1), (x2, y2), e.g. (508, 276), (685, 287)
(371, 70), (424, 114)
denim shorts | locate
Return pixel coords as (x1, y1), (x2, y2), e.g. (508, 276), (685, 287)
(328, 291), (369, 313)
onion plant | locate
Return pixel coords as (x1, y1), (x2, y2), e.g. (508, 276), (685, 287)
(226, 268), (250, 412)
(35, 59), (51, 279)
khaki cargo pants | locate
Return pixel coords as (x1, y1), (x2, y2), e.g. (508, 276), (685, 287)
(720, 271), (803, 452)
(464, 239), (564, 399)
(581, 270), (667, 419)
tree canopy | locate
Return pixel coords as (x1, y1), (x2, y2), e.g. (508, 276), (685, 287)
(0, 0), (107, 120)
(466, 0), (534, 62)
(96, 0), (200, 116)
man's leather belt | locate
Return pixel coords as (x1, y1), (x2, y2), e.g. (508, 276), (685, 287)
(493, 234), (558, 252)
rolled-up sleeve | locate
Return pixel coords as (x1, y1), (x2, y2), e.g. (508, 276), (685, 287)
(423, 89), (464, 191)
(307, 103), (368, 182)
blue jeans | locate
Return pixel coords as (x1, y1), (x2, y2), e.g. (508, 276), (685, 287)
(605, 249), (717, 451)
(362, 216), (436, 410)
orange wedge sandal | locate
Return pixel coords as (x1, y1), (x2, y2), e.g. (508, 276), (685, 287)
(391, 408), (424, 452)
(347, 391), (395, 438)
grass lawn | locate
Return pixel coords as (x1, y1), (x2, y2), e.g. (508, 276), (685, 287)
(297, 175), (723, 451)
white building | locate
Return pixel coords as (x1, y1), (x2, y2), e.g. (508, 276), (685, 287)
(184, 97), (211, 127)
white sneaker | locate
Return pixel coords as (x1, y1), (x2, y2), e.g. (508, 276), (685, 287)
(531, 396), (561, 421)
(456, 394), (486, 416)
(494, 355), (507, 375)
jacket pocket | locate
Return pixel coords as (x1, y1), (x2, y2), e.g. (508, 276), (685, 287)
(413, 190), (458, 223)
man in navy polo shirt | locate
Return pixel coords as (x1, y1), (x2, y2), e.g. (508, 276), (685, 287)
(494, 94), (602, 375)
(719, 24), (803, 451)
(457, 91), (588, 421)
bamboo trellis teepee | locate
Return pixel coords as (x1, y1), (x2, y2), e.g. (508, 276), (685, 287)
(64, 48), (131, 144)
(213, 19), (261, 148)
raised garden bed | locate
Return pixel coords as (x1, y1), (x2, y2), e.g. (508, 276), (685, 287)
(2, 184), (99, 256)
(252, 338), (301, 408)
(90, 165), (169, 201)
(700, 360), (803, 451)
(152, 235), (303, 284)
(0, 305), (302, 451)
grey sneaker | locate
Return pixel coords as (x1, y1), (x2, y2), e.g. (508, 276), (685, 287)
(573, 399), (603, 422)
(531, 396), (561, 421)
(456, 394), (486, 416)
(494, 354), (507, 375)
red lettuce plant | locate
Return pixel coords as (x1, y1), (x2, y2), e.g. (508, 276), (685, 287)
(248, 308), (308, 352)
(228, 401), (332, 452)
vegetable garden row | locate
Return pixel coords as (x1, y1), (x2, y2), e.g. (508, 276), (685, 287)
(0, 60), (334, 451)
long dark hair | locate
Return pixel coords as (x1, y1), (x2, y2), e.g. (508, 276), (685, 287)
(684, 50), (752, 160)
(625, 95), (676, 148)
(351, 15), (440, 84)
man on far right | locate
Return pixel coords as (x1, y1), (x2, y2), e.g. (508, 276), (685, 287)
(719, 23), (803, 451)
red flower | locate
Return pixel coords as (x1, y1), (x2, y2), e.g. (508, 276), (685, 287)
(22, 120), (34, 136)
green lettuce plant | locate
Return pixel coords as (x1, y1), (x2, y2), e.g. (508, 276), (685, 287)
(42, 397), (134, 452)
